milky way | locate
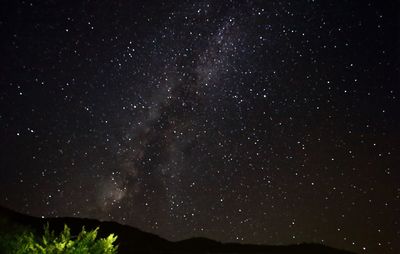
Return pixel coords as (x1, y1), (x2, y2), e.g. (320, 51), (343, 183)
(0, 1), (399, 254)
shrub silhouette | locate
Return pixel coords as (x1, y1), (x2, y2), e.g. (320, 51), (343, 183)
(0, 223), (118, 254)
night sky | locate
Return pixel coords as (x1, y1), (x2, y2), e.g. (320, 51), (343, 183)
(0, 1), (399, 254)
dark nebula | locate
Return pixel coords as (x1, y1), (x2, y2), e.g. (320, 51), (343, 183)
(0, 1), (399, 254)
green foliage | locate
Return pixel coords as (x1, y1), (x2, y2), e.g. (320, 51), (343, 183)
(0, 223), (118, 254)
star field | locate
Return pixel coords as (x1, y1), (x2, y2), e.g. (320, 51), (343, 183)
(0, 1), (399, 254)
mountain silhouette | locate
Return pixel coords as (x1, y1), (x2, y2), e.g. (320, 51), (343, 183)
(0, 205), (356, 254)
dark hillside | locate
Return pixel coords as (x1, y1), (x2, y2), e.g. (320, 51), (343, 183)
(0, 206), (356, 254)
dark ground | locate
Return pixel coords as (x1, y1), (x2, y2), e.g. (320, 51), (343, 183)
(0, 205), (356, 254)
